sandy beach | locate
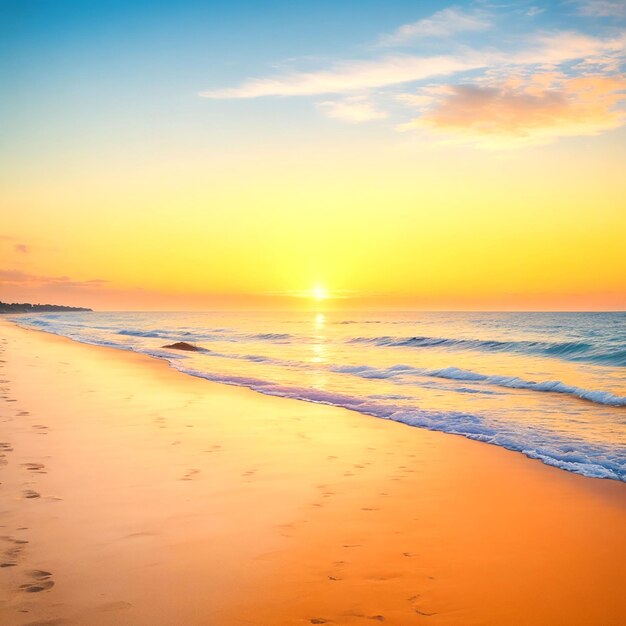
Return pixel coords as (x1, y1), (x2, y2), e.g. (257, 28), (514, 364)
(0, 319), (624, 625)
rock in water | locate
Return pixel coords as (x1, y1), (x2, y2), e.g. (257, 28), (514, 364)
(162, 342), (201, 352)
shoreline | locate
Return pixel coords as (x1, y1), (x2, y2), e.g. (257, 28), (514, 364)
(1, 319), (625, 625)
(8, 315), (625, 482)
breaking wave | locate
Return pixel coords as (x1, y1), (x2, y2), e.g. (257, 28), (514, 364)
(348, 335), (626, 367)
(332, 364), (626, 407)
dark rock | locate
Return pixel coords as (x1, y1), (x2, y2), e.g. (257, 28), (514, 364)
(162, 342), (201, 352)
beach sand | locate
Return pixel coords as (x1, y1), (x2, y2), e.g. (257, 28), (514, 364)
(0, 319), (624, 625)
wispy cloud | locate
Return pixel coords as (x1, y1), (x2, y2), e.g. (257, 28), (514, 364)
(317, 96), (388, 123)
(0, 269), (108, 288)
(201, 31), (624, 99)
(201, 54), (485, 99)
(399, 74), (626, 148)
(574, 1), (626, 17)
(526, 7), (546, 18)
(377, 7), (491, 47)
(512, 30), (625, 67)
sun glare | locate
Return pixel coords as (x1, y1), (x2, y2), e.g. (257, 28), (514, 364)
(312, 285), (329, 300)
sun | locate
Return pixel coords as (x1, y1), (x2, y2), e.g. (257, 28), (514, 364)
(311, 285), (329, 300)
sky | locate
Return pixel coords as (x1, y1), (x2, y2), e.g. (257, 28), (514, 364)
(1, 0), (625, 310)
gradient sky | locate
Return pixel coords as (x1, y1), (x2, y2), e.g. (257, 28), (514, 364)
(1, 0), (625, 310)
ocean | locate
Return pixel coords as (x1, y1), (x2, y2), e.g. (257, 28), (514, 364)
(10, 310), (625, 481)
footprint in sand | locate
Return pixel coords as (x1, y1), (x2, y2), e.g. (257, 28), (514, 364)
(32, 425), (48, 431)
(408, 594), (436, 616)
(22, 462), (46, 474)
(17, 411), (30, 416)
(0, 442), (12, 465)
(21, 569), (55, 592)
(23, 489), (41, 499)
(180, 468), (200, 481)
(1, 536), (27, 567)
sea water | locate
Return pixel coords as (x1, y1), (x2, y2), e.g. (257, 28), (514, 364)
(11, 311), (626, 481)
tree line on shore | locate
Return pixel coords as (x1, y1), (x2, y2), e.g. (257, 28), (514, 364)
(0, 301), (92, 313)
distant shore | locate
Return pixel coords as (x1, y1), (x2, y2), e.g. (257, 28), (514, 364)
(0, 301), (92, 314)
(0, 319), (625, 625)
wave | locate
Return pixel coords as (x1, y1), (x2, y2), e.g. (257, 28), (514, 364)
(348, 335), (626, 367)
(118, 329), (170, 338)
(114, 334), (626, 408)
(332, 364), (626, 407)
(162, 342), (626, 407)
(249, 332), (292, 341)
(168, 364), (625, 481)
(115, 327), (294, 344)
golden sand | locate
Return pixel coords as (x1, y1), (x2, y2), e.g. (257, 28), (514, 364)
(0, 320), (624, 625)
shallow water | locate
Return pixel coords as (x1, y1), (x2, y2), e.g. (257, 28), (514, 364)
(11, 310), (626, 481)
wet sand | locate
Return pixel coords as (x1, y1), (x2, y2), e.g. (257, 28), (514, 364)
(0, 319), (625, 625)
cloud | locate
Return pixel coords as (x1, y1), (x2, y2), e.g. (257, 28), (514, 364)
(574, 1), (626, 17)
(377, 7), (491, 47)
(513, 31), (625, 67)
(201, 54), (485, 99)
(398, 74), (626, 148)
(1, 237), (31, 255)
(200, 31), (624, 99)
(199, 7), (626, 147)
(317, 96), (388, 123)
(526, 7), (546, 17)
(0, 269), (109, 288)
